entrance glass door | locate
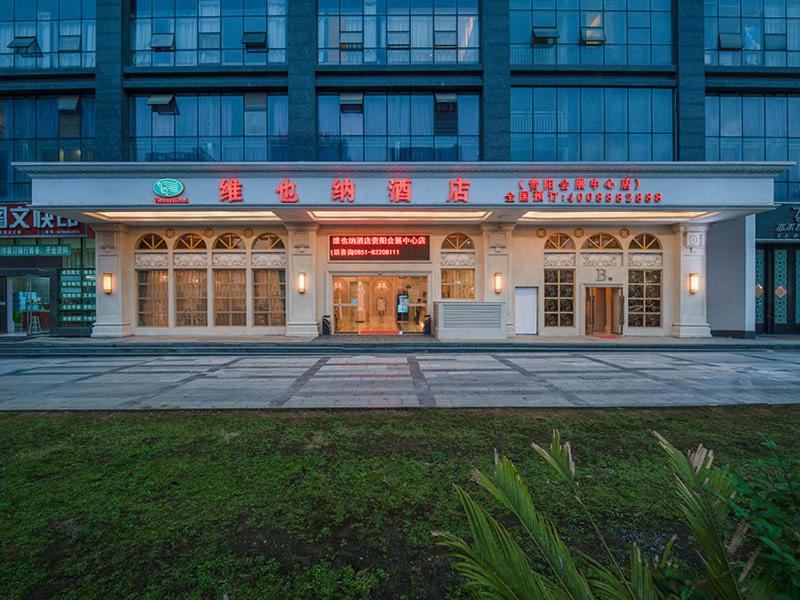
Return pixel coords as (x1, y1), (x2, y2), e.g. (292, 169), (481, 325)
(585, 287), (623, 336)
(332, 275), (428, 334)
(9, 276), (52, 335)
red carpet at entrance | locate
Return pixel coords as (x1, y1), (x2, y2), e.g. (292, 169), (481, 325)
(358, 330), (400, 335)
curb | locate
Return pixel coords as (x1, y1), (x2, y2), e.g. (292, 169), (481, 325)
(1, 340), (799, 357)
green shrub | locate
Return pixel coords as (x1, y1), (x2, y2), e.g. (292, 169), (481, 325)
(435, 431), (791, 599)
(728, 439), (800, 600)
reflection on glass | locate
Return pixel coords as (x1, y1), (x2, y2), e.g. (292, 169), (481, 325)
(333, 275), (428, 334)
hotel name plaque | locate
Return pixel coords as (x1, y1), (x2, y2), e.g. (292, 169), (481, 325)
(329, 235), (430, 261)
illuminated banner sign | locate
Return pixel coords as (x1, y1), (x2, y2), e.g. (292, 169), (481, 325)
(0, 204), (91, 238)
(329, 235), (430, 261)
(0, 245), (72, 257)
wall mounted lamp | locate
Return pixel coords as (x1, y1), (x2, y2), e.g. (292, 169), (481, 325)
(102, 272), (113, 294)
(493, 272), (503, 294)
(688, 272), (700, 295)
(297, 272), (307, 294)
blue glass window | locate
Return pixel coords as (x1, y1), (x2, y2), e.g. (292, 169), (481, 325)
(130, 0), (286, 67)
(511, 86), (674, 161)
(318, 0), (479, 65)
(130, 93), (288, 161)
(510, 0), (672, 66)
(0, 0), (95, 70)
(705, 94), (800, 202)
(704, 0), (800, 67)
(0, 95), (95, 202)
(318, 92), (480, 161)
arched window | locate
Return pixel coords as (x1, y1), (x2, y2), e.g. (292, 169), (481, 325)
(627, 233), (663, 329)
(213, 233), (245, 250)
(629, 233), (661, 251)
(442, 232), (475, 250)
(252, 233), (287, 327)
(582, 233), (622, 250)
(253, 233), (286, 250)
(135, 234), (168, 327)
(441, 232), (475, 299)
(174, 233), (207, 250)
(543, 234), (576, 328)
(544, 233), (575, 250)
(136, 233), (167, 250)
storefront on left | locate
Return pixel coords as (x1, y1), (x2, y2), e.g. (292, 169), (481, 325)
(0, 203), (95, 336)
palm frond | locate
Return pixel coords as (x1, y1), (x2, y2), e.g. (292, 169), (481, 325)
(434, 484), (561, 600)
(471, 456), (596, 600)
(653, 432), (744, 600)
(532, 429), (577, 488)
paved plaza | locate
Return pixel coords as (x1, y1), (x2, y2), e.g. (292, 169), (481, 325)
(0, 349), (799, 409)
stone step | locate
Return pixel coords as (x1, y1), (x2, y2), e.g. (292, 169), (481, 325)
(1, 339), (799, 357)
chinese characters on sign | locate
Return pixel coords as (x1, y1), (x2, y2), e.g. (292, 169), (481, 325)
(152, 176), (666, 207)
(332, 178), (355, 203)
(276, 178), (299, 203)
(388, 179), (411, 203)
(329, 235), (430, 261)
(447, 177), (470, 203)
(503, 177), (662, 205)
(0, 245), (72, 257)
(0, 204), (89, 238)
(219, 178), (243, 203)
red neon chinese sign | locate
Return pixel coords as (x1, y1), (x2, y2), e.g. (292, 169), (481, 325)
(276, 178), (299, 203)
(332, 178), (355, 203)
(329, 235), (430, 261)
(219, 178), (244, 203)
(388, 178), (412, 203)
(503, 177), (662, 205)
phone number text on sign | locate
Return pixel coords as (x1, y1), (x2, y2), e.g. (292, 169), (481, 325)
(329, 235), (430, 261)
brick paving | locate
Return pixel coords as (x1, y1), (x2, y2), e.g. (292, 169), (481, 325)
(1, 350), (798, 409)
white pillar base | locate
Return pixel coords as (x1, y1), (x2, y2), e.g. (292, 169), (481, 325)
(91, 322), (133, 337)
(671, 323), (712, 338)
(286, 321), (319, 337)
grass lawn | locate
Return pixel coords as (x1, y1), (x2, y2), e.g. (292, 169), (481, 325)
(1, 406), (799, 599)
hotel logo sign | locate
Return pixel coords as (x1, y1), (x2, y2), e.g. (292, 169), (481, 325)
(153, 178), (189, 204)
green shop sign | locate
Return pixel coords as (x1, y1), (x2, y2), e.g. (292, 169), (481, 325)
(0, 245), (72, 257)
(153, 178), (185, 198)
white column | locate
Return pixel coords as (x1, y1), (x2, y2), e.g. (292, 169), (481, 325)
(285, 224), (319, 336)
(671, 223), (711, 338)
(92, 224), (133, 337)
(481, 223), (514, 334)
(706, 216), (756, 338)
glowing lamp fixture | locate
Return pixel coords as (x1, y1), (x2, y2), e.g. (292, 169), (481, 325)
(493, 272), (503, 294)
(102, 272), (113, 294)
(297, 272), (307, 294)
(688, 272), (700, 295)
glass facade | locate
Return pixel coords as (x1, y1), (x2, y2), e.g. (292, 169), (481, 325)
(318, 0), (479, 65)
(510, 87), (674, 161)
(318, 92), (480, 161)
(130, 0), (286, 67)
(704, 0), (800, 67)
(0, 0), (96, 70)
(705, 94), (800, 202)
(510, 0), (672, 66)
(0, 95), (95, 202)
(130, 93), (288, 161)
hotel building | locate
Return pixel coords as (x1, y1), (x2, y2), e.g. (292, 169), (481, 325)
(2, 0), (797, 339)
